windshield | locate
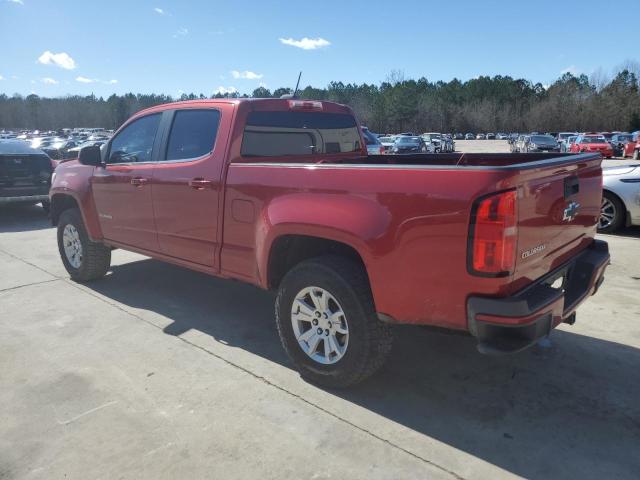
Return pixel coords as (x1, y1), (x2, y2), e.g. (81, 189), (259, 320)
(530, 135), (556, 143)
(616, 135), (632, 141)
(581, 136), (606, 144)
(379, 136), (395, 143)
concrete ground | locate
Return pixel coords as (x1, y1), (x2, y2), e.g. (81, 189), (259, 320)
(1, 194), (639, 478)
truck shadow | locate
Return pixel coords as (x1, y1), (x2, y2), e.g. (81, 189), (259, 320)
(0, 204), (52, 233)
(88, 257), (640, 480)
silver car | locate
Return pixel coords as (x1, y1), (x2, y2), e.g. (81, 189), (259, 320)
(599, 163), (640, 233)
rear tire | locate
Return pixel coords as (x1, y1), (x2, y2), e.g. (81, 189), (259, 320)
(598, 191), (625, 234)
(275, 255), (393, 388)
(57, 208), (111, 282)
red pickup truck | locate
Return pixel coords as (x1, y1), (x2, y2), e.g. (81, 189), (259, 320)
(50, 99), (610, 387)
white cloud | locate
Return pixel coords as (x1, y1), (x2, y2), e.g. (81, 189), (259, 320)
(8, 0), (24, 5)
(76, 76), (118, 85)
(0, 75), (3, 80)
(279, 37), (330, 50)
(231, 70), (263, 80)
(41, 77), (58, 84)
(173, 27), (188, 38)
(153, 7), (164, 14)
(561, 65), (579, 76)
(37, 51), (76, 70)
(213, 86), (237, 95)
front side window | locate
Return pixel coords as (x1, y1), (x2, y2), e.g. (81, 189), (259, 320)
(241, 111), (361, 157)
(165, 109), (221, 161)
(108, 114), (161, 164)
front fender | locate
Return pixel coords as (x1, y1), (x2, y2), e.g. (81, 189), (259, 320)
(255, 193), (392, 287)
(50, 162), (103, 241)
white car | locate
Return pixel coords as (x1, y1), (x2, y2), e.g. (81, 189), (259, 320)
(599, 163), (640, 233)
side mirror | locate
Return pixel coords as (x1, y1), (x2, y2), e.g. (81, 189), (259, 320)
(78, 145), (103, 166)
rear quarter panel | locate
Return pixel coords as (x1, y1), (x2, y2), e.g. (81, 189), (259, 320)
(222, 163), (522, 329)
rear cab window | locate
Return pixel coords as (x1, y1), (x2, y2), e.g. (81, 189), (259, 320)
(165, 109), (221, 161)
(241, 111), (362, 157)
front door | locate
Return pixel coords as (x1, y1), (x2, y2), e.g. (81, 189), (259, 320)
(151, 108), (227, 267)
(92, 113), (162, 252)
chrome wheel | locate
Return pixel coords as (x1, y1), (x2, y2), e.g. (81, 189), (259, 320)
(62, 224), (83, 268)
(290, 286), (349, 365)
(599, 197), (617, 230)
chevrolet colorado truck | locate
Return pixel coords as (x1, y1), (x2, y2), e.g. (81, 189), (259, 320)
(50, 99), (610, 387)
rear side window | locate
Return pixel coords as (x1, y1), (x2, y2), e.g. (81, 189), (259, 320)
(166, 109), (221, 161)
(241, 111), (361, 157)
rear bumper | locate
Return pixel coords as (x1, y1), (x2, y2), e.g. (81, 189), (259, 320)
(467, 240), (610, 355)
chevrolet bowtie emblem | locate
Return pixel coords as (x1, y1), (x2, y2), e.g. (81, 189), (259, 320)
(563, 201), (581, 222)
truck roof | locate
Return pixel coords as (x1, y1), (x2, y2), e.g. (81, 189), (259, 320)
(131, 98), (353, 120)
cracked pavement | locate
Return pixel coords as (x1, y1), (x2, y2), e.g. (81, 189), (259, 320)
(1, 204), (639, 480)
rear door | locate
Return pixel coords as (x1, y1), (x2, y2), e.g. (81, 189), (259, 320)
(151, 107), (229, 267)
(91, 113), (162, 251)
(513, 155), (603, 283)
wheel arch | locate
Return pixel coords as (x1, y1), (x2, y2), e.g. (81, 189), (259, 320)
(266, 234), (370, 292)
(50, 192), (103, 241)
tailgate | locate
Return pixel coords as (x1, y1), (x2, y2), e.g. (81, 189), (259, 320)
(513, 154), (602, 286)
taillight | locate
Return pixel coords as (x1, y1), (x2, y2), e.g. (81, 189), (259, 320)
(379, 146), (385, 154)
(288, 100), (323, 111)
(468, 190), (517, 277)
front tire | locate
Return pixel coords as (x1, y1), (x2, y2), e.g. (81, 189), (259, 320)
(57, 208), (111, 282)
(275, 256), (393, 388)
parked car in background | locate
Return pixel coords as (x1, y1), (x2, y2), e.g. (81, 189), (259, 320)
(620, 134), (639, 159)
(66, 140), (107, 158)
(497, 133), (509, 140)
(392, 136), (427, 153)
(41, 139), (81, 160)
(486, 133), (496, 140)
(570, 135), (614, 158)
(361, 127), (384, 155)
(519, 134), (560, 153)
(611, 133), (634, 157)
(600, 163), (640, 233)
(476, 133), (486, 140)
(0, 140), (53, 213)
(378, 136), (396, 153)
(564, 135), (579, 153)
(453, 133), (464, 140)
(557, 132), (578, 152)
(465, 133), (475, 140)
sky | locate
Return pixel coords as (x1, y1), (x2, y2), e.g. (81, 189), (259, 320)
(1, 0), (638, 98)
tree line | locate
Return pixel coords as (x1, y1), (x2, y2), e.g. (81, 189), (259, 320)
(1, 69), (639, 134)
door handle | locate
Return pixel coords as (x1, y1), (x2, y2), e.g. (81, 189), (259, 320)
(189, 178), (213, 190)
(130, 177), (149, 187)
